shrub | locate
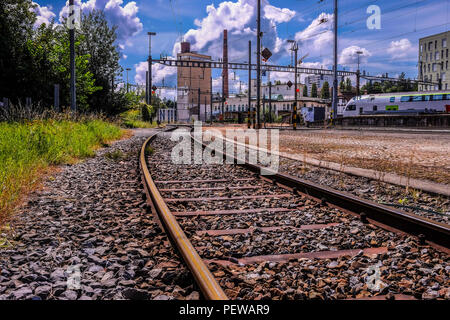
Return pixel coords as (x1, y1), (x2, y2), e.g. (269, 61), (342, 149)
(141, 103), (152, 122)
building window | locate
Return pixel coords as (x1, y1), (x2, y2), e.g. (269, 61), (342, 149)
(447, 61), (448, 69)
(435, 40), (438, 49)
(420, 44), (423, 52)
(443, 39), (447, 48)
(436, 51), (440, 60)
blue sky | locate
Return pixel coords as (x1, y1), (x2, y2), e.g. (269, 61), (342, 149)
(33, 0), (450, 98)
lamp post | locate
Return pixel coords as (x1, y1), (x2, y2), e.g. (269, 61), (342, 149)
(356, 50), (363, 97)
(148, 32), (156, 105)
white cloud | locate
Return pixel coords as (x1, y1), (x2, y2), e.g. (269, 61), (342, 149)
(32, 2), (56, 27)
(145, 0), (296, 89)
(264, 4), (296, 23)
(59, 0), (143, 47)
(295, 13), (334, 57)
(212, 71), (248, 94)
(157, 88), (177, 101)
(339, 46), (371, 67)
(171, 0), (285, 61)
(387, 39), (414, 59)
(134, 61), (177, 87)
(134, 61), (178, 100)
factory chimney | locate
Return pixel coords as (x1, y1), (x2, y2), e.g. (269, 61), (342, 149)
(181, 41), (190, 54)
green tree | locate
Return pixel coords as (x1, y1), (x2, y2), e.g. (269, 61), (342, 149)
(47, 27), (101, 111)
(0, 0), (39, 104)
(340, 80), (346, 92)
(321, 81), (330, 99)
(78, 10), (124, 114)
(311, 83), (318, 98)
(346, 78), (352, 92)
(302, 86), (308, 97)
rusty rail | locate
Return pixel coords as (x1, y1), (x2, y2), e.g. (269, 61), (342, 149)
(139, 128), (228, 300)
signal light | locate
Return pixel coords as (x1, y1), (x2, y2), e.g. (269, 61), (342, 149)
(296, 88), (300, 92)
(152, 91), (155, 95)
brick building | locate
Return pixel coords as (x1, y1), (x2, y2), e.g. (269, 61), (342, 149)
(176, 42), (212, 122)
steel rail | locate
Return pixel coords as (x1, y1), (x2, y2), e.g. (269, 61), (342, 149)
(190, 131), (450, 251)
(140, 129), (228, 300)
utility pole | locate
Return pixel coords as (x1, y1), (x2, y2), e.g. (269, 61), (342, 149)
(256, 0), (261, 129)
(221, 86), (225, 122)
(262, 95), (266, 128)
(198, 88), (201, 121)
(210, 76), (213, 124)
(248, 40), (252, 129)
(356, 50), (362, 97)
(332, 0), (338, 123)
(288, 40), (298, 130)
(148, 32), (156, 105)
(69, 0), (76, 111)
(204, 96), (207, 122)
(294, 43), (298, 130)
(126, 68), (131, 93)
(268, 80), (272, 123)
(145, 71), (149, 102)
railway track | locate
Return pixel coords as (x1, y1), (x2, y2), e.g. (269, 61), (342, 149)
(140, 127), (450, 300)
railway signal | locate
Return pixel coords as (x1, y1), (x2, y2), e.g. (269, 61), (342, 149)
(261, 48), (272, 61)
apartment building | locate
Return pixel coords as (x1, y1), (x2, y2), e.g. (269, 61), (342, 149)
(419, 31), (450, 91)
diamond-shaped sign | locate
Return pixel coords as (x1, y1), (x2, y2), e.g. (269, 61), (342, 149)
(261, 48), (272, 61)
(287, 81), (293, 88)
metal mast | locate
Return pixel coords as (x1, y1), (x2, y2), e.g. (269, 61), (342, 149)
(256, 0), (261, 129)
(332, 0), (338, 122)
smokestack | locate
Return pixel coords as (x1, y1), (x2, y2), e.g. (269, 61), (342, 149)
(181, 42), (190, 53)
(223, 30), (229, 98)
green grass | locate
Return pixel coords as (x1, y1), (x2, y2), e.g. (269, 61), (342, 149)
(120, 109), (158, 128)
(105, 150), (125, 161)
(0, 119), (124, 226)
(145, 145), (155, 155)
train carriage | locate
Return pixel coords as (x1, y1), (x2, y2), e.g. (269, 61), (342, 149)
(343, 91), (450, 117)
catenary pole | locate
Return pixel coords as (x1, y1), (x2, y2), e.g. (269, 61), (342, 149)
(69, 0), (76, 111)
(148, 32), (156, 105)
(332, 0), (338, 123)
(256, 0), (261, 129)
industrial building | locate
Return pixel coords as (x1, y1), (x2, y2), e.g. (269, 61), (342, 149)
(176, 42), (212, 122)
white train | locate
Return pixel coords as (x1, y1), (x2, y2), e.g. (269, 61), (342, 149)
(343, 91), (450, 117)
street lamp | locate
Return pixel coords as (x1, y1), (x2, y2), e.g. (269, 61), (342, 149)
(148, 32), (156, 105)
(356, 51), (363, 97)
(356, 50), (363, 71)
